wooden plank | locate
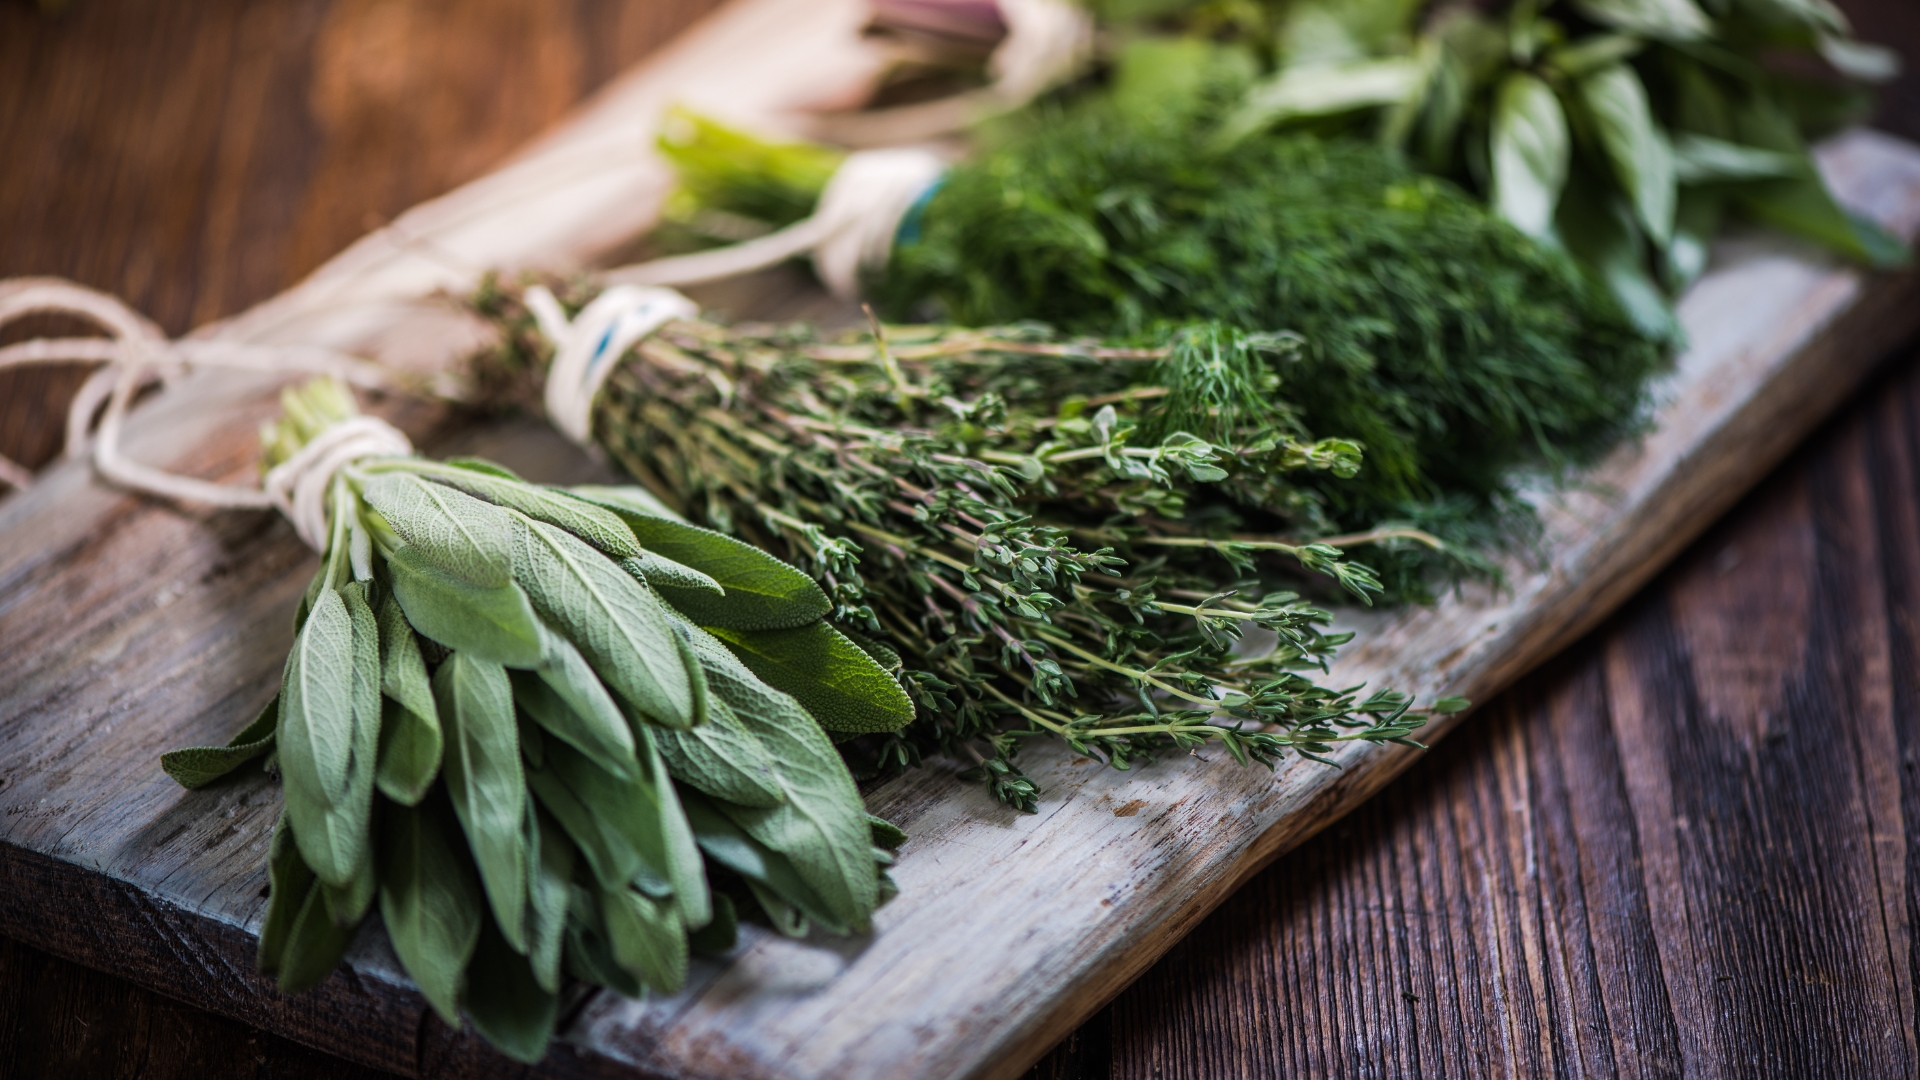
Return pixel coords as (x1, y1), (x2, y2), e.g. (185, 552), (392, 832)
(3, 2), (1920, 1077)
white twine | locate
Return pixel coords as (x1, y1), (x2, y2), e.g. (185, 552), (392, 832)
(604, 147), (948, 300)
(0, 277), (403, 549)
(525, 282), (698, 447)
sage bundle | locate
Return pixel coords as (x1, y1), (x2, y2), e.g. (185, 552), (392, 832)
(479, 285), (1468, 810)
(162, 378), (912, 1062)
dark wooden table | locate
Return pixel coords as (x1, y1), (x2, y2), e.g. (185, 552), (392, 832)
(4, 1), (1920, 1077)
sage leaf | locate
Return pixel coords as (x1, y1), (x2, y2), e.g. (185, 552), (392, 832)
(525, 730), (677, 896)
(280, 586), (380, 888)
(620, 552), (722, 596)
(258, 811), (309, 975)
(680, 788), (843, 934)
(435, 652), (530, 953)
(563, 884), (642, 998)
(675, 628), (878, 929)
(647, 735), (709, 930)
(842, 629), (903, 677)
(379, 795), (481, 1028)
(426, 471), (640, 559)
(161, 693), (277, 789)
(363, 473), (513, 587)
(601, 886), (688, 994)
(321, 846), (376, 928)
(707, 622), (915, 735)
(443, 457), (523, 481)
(510, 626), (638, 779)
(375, 591), (440, 805)
(687, 891), (738, 957)
(527, 806), (574, 994)
(654, 694), (785, 810)
(388, 544), (544, 668)
(276, 873), (357, 994)
(511, 516), (700, 728)
(579, 503), (829, 631)
(464, 919), (557, 1065)
(1489, 72), (1568, 241)
(1578, 63), (1675, 246)
(869, 815), (908, 850)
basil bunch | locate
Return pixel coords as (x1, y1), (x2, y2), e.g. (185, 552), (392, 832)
(162, 379), (913, 1062)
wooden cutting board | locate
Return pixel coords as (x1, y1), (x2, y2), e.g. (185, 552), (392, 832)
(3, 1), (1920, 1078)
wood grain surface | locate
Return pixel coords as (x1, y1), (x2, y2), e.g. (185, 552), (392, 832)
(3, 2), (1920, 1079)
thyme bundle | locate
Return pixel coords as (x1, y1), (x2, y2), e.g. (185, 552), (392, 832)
(480, 287), (1469, 811)
(162, 379), (911, 1061)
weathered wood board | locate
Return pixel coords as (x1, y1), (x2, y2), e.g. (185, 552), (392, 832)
(3, 1), (1920, 1078)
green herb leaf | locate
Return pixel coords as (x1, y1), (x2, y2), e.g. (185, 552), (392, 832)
(1671, 133), (1799, 183)
(258, 811), (309, 975)
(646, 734), (709, 930)
(1556, 173), (1677, 338)
(526, 804), (573, 994)
(600, 885), (688, 994)
(374, 591), (440, 805)
(1572, 0), (1709, 41)
(563, 884), (642, 998)
(511, 516), (700, 728)
(363, 473), (513, 587)
(463, 918), (557, 1065)
(388, 544), (545, 668)
(620, 552), (722, 595)
(511, 626), (638, 779)
(1216, 57), (1423, 145)
(378, 795), (482, 1027)
(526, 731), (674, 895)
(707, 622), (915, 735)
(654, 694), (786, 809)
(868, 815), (908, 850)
(279, 586), (379, 888)
(679, 788), (840, 934)
(1490, 72), (1569, 240)
(434, 652), (530, 953)
(426, 471), (640, 559)
(579, 498), (830, 631)
(687, 891), (738, 956)
(161, 693), (278, 789)
(275, 872), (357, 994)
(1579, 63), (1676, 246)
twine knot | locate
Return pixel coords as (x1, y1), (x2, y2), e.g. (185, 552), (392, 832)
(523, 284), (698, 447)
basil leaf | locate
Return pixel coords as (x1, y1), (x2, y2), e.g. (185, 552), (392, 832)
(1572, 0), (1709, 40)
(426, 471), (640, 559)
(1726, 93), (1910, 268)
(510, 627), (638, 779)
(1668, 187), (1722, 289)
(362, 473), (513, 587)
(375, 591), (440, 805)
(511, 517), (700, 729)
(600, 885), (688, 994)
(435, 652), (530, 953)
(526, 806), (574, 994)
(279, 586), (379, 888)
(379, 795), (482, 1028)
(1556, 172), (1676, 338)
(464, 918), (557, 1065)
(1216, 56), (1422, 145)
(161, 692), (277, 789)
(620, 552), (722, 595)
(570, 490), (827, 630)
(1671, 133), (1799, 183)
(387, 544), (544, 668)
(707, 622), (915, 734)
(1578, 63), (1676, 246)
(1490, 72), (1568, 241)
(654, 694), (785, 810)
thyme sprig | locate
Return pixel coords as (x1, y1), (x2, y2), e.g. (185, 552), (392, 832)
(480, 285), (1468, 811)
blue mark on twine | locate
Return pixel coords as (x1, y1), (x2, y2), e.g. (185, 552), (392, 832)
(892, 176), (947, 248)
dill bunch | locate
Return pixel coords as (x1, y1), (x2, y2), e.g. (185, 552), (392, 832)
(477, 282), (1469, 810)
(876, 104), (1667, 582)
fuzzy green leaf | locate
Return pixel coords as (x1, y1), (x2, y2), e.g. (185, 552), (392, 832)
(1556, 174), (1676, 338)
(600, 885), (688, 994)
(434, 652), (529, 953)
(275, 873), (357, 994)
(1671, 133), (1799, 183)
(526, 730), (673, 895)
(511, 516), (700, 728)
(579, 498), (829, 631)
(161, 693), (277, 789)
(620, 552), (722, 595)
(388, 544), (545, 668)
(526, 806), (574, 994)
(427, 471), (640, 559)
(1217, 57), (1422, 145)
(258, 812), (309, 975)
(464, 919), (557, 1065)
(654, 694), (785, 809)
(707, 622), (915, 735)
(679, 788), (841, 934)
(379, 795), (482, 1027)
(362, 473), (513, 587)
(279, 586), (380, 888)
(1572, 0), (1709, 40)
(374, 591), (440, 805)
(511, 625), (638, 779)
